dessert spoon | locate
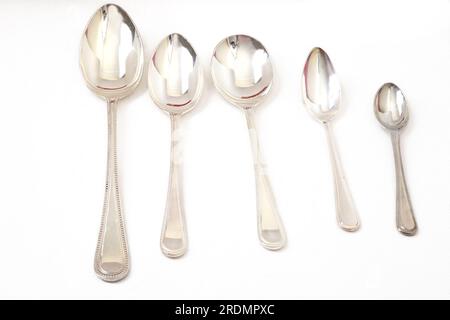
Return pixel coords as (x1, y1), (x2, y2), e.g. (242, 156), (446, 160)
(148, 33), (203, 257)
(211, 34), (286, 250)
(374, 83), (417, 235)
(80, 4), (144, 281)
(301, 47), (360, 231)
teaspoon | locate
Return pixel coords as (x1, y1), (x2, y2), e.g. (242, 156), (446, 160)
(80, 4), (144, 281)
(211, 35), (286, 250)
(374, 83), (417, 235)
(148, 33), (203, 257)
(301, 47), (360, 231)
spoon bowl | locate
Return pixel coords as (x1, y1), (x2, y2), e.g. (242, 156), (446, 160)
(374, 82), (409, 130)
(80, 3), (144, 100)
(302, 47), (340, 123)
(211, 34), (273, 109)
(148, 33), (203, 115)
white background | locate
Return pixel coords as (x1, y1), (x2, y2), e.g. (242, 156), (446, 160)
(0, 0), (449, 299)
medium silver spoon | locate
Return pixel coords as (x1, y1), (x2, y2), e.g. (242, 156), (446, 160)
(374, 83), (417, 235)
(80, 4), (144, 281)
(211, 35), (286, 250)
(148, 33), (203, 257)
(301, 47), (360, 231)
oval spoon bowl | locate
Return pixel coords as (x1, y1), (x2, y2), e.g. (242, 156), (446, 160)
(80, 3), (144, 100)
(211, 34), (273, 109)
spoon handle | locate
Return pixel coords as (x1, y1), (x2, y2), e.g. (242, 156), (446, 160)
(324, 123), (360, 231)
(94, 99), (129, 282)
(245, 109), (286, 250)
(391, 130), (417, 235)
(160, 114), (187, 258)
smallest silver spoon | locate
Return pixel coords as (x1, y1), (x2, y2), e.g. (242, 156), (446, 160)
(374, 83), (417, 235)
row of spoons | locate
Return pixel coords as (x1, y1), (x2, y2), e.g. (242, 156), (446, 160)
(80, 4), (417, 282)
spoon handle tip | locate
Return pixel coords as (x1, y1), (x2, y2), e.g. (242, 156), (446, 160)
(338, 220), (361, 232)
(256, 170), (287, 251)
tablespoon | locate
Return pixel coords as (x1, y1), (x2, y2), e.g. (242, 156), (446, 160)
(301, 47), (360, 231)
(211, 35), (286, 250)
(148, 33), (203, 257)
(80, 4), (143, 281)
(374, 83), (417, 235)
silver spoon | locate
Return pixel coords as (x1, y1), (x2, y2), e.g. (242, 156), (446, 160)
(148, 33), (203, 257)
(80, 4), (143, 281)
(374, 83), (417, 235)
(301, 47), (360, 231)
(211, 35), (286, 250)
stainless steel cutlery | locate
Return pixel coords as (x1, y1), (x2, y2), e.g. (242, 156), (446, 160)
(80, 4), (144, 282)
(148, 33), (203, 257)
(374, 83), (418, 235)
(211, 35), (286, 250)
(301, 48), (361, 231)
(79, 4), (420, 282)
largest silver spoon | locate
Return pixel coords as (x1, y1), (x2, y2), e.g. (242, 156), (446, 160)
(80, 4), (144, 281)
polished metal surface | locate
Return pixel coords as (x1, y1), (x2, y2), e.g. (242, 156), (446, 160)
(80, 4), (143, 100)
(148, 33), (203, 257)
(211, 35), (273, 109)
(211, 35), (286, 250)
(302, 47), (360, 231)
(80, 4), (144, 281)
(302, 47), (340, 123)
(375, 83), (417, 235)
(374, 82), (409, 130)
(149, 33), (203, 115)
